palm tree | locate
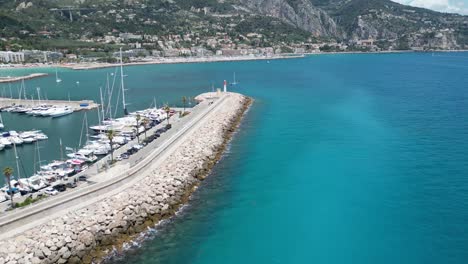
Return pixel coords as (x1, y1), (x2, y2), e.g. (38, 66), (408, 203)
(106, 129), (116, 162)
(182, 96), (187, 113)
(163, 104), (171, 126)
(135, 114), (141, 144)
(3, 167), (14, 207)
(141, 118), (149, 139)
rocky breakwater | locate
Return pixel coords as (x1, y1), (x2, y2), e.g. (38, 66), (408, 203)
(0, 92), (252, 264)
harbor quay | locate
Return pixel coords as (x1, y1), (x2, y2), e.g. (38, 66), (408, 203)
(0, 97), (99, 111)
(0, 92), (252, 264)
(0, 73), (48, 84)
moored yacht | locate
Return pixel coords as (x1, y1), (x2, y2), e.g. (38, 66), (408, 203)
(50, 107), (74, 118)
(66, 150), (98, 163)
(0, 138), (12, 147)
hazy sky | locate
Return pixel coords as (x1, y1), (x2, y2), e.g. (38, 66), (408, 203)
(393, 0), (468, 15)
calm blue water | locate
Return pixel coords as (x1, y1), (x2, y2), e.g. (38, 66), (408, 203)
(3, 53), (468, 263)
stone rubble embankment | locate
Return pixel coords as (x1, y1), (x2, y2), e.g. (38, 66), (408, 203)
(0, 92), (252, 264)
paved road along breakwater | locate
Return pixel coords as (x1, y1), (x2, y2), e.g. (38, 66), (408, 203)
(0, 92), (252, 264)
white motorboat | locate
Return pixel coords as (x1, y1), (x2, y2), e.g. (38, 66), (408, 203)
(23, 137), (36, 144)
(9, 137), (23, 145)
(35, 133), (48, 140)
(11, 179), (31, 194)
(19, 130), (42, 139)
(20, 176), (48, 191)
(85, 145), (110, 155)
(93, 134), (128, 145)
(0, 138), (12, 147)
(41, 161), (75, 177)
(66, 152), (98, 163)
(26, 106), (49, 116)
(50, 107), (73, 118)
(39, 107), (58, 117)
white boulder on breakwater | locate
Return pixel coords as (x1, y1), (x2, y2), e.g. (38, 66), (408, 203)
(0, 92), (251, 264)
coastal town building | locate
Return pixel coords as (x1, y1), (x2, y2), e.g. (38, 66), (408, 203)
(0, 51), (24, 63)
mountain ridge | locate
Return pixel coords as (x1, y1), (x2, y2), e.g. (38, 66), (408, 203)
(0, 0), (467, 53)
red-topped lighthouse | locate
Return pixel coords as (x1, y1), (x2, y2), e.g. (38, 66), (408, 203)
(223, 80), (227, 93)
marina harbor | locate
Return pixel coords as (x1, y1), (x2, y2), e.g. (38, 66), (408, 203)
(0, 50), (174, 208)
(0, 90), (230, 239)
(0, 0), (467, 261)
(0, 49), (231, 217)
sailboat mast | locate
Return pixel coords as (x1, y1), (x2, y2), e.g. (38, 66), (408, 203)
(59, 138), (64, 161)
(85, 112), (89, 144)
(36, 141), (42, 169)
(23, 80), (26, 101)
(78, 114), (85, 148)
(36, 87), (41, 105)
(120, 48), (128, 116)
(14, 143), (21, 179)
(17, 84), (21, 100)
(100, 86), (105, 121)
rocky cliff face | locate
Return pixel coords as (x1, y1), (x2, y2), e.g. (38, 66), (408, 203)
(240, 0), (342, 37)
(1, 0), (467, 49)
(241, 0), (468, 48)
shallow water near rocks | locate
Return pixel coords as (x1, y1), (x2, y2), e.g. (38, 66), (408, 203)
(2, 53), (468, 264)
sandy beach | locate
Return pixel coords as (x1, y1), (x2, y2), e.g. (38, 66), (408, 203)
(0, 54), (304, 71)
(1, 50), (466, 72)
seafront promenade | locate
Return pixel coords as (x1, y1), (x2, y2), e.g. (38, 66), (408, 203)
(0, 92), (251, 264)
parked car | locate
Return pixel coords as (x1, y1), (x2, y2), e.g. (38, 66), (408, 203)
(78, 175), (88, 182)
(133, 144), (144, 150)
(121, 153), (129, 159)
(126, 148), (137, 155)
(66, 182), (77, 188)
(44, 187), (58, 196)
(53, 184), (67, 192)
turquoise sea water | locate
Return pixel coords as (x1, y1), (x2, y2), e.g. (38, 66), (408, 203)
(2, 53), (468, 263)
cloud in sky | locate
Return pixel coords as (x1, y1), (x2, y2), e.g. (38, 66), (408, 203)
(393, 0), (468, 15)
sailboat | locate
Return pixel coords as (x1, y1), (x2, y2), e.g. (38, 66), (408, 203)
(120, 48), (129, 116)
(230, 72), (239, 86)
(55, 68), (62, 83)
(66, 113), (99, 162)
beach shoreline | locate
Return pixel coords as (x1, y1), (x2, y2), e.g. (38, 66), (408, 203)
(1, 49), (467, 73)
(0, 54), (303, 71)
